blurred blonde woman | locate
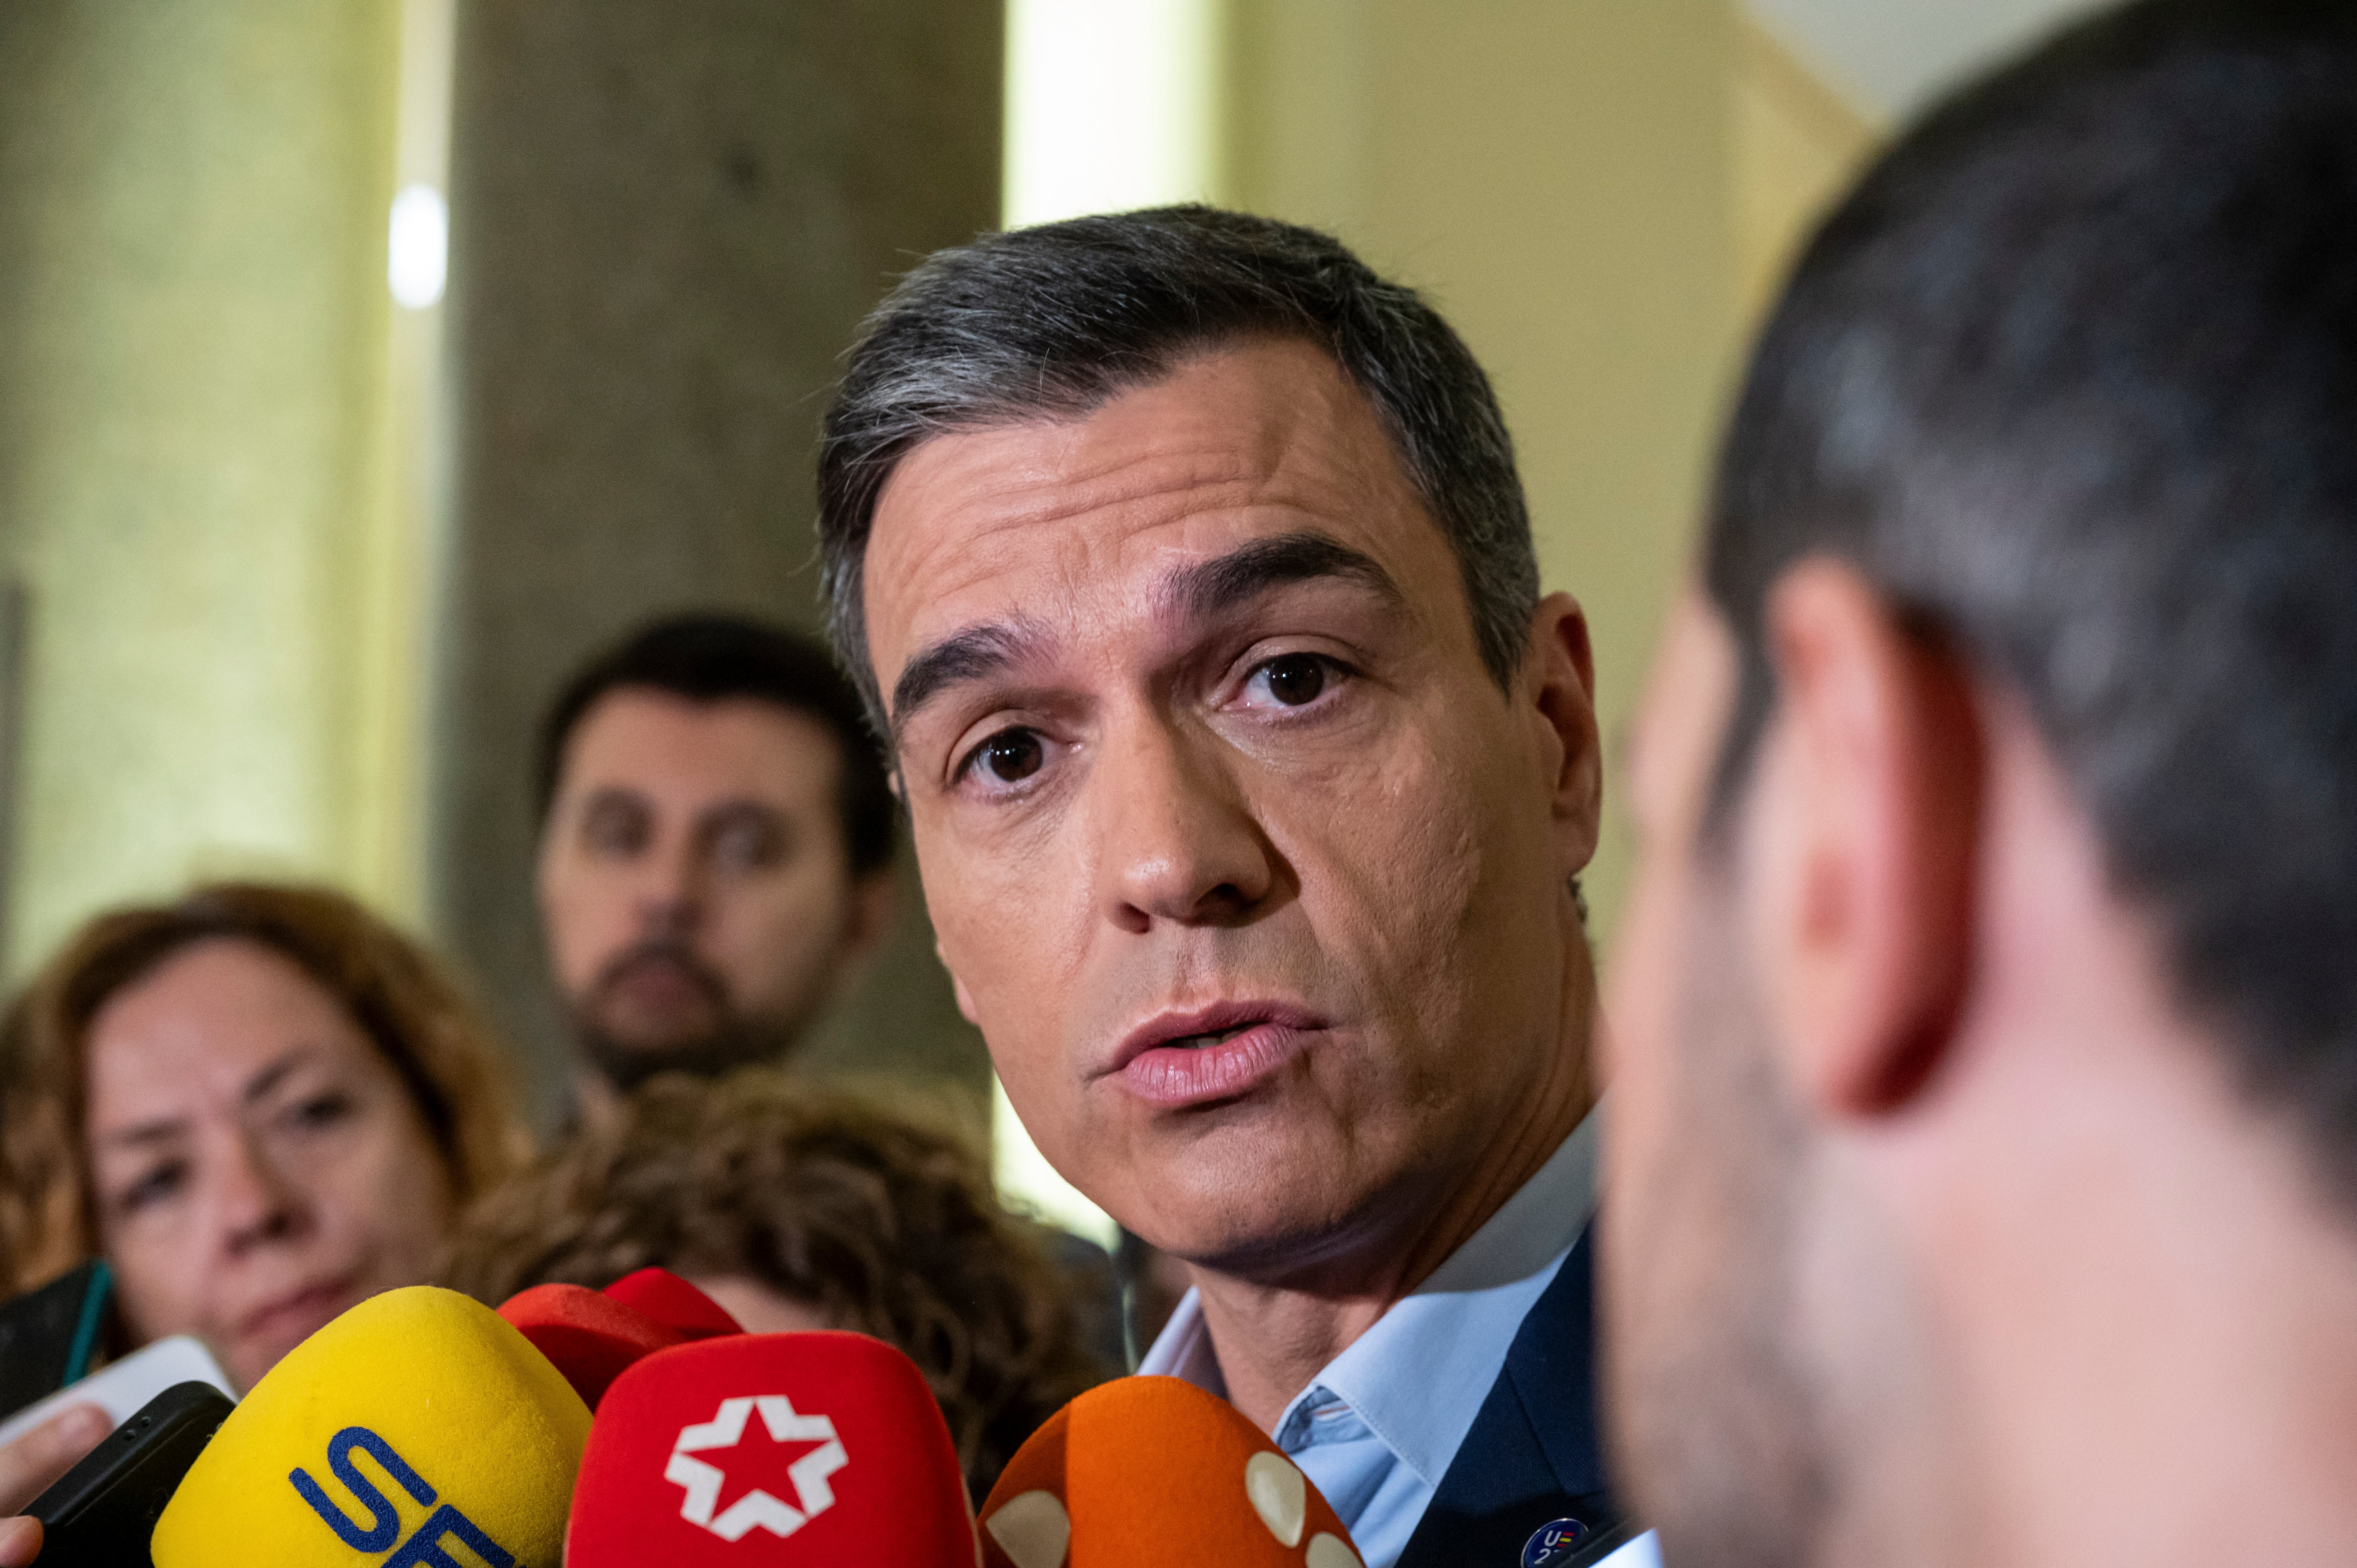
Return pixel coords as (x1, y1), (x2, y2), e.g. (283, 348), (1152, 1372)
(0, 884), (526, 1562)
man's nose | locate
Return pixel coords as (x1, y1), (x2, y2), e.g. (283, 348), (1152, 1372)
(216, 1129), (309, 1256)
(634, 828), (705, 936)
(1094, 718), (1280, 932)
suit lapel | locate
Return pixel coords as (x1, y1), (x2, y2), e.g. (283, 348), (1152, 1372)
(1392, 1223), (1619, 1568)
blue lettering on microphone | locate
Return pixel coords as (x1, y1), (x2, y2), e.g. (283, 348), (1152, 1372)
(290, 1428), (516, 1567)
(292, 1427), (437, 1551)
(385, 1502), (517, 1568)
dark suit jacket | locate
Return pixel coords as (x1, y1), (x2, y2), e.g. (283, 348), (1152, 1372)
(1392, 1223), (1623, 1568)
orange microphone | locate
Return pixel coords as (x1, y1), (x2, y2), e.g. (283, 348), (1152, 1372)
(979, 1375), (1365, 1568)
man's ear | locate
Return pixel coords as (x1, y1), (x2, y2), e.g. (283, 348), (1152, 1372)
(1527, 591), (1604, 880)
(1752, 560), (1984, 1116)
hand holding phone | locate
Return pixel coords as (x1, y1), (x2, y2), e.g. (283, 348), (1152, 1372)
(0, 1404), (111, 1516)
(27, 1382), (234, 1563)
(0, 1404), (112, 1566)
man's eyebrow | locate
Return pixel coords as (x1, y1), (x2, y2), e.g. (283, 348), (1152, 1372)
(890, 620), (1047, 752)
(886, 533), (1398, 751)
(1162, 531), (1402, 622)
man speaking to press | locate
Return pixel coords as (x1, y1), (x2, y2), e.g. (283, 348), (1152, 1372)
(818, 209), (1630, 1568)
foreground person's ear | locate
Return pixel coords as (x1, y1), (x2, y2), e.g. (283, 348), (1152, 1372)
(1753, 560), (1984, 1117)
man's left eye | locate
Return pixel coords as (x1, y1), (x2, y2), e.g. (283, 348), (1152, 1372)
(1247, 653), (1336, 707)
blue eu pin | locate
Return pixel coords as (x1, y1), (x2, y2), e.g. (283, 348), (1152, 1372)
(1522, 1518), (1591, 1566)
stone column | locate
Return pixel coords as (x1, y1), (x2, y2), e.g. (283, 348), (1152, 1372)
(435, 0), (1000, 1122)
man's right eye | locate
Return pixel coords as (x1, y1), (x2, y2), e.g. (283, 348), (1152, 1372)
(965, 728), (1046, 786)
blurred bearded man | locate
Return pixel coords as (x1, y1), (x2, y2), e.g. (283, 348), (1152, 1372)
(820, 208), (1649, 1567)
(536, 615), (896, 1110)
(1606, 3), (2357, 1565)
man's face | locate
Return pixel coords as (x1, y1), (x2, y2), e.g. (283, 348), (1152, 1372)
(1604, 589), (1831, 1566)
(862, 339), (1599, 1272)
(536, 689), (886, 1084)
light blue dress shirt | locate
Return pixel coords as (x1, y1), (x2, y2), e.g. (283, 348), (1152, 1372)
(1137, 1110), (1660, 1568)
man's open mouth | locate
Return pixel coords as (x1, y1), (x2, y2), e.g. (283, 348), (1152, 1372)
(1166, 1024), (1259, 1050)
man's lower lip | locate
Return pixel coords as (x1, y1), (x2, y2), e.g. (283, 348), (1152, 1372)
(1117, 1023), (1311, 1108)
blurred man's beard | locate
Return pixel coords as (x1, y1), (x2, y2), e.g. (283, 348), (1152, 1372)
(1612, 880), (1835, 1568)
(571, 942), (801, 1092)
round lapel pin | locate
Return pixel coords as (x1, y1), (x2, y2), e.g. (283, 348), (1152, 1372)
(1522, 1517), (1591, 1566)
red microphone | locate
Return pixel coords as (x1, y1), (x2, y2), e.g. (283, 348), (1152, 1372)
(979, 1376), (1364, 1568)
(497, 1270), (743, 1412)
(603, 1267), (743, 1342)
(498, 1284), (684, 1411)
(564, 1331), (974, 1566)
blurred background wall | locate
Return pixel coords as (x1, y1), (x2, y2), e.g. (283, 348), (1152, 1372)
(0, 0), (2108, 1202)
(0, 0), (408, 966)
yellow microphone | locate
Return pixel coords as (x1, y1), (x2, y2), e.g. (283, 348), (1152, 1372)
(150, 1286), (590, 1568)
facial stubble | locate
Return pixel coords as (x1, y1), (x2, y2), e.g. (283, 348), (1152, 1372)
(1610, 875), (1837, 1568)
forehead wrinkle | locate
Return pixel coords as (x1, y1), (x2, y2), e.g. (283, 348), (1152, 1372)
(904, 454), (1284, 587)
(880, 361), (1342, 574)
(1157, 530), (1403, 625)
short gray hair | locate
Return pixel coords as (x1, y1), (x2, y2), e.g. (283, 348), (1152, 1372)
(816, 205), (1540, 736)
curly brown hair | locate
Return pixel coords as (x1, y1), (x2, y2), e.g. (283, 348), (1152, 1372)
(0, 882), (528, 1295)
(438, 1069), (1110, 1500)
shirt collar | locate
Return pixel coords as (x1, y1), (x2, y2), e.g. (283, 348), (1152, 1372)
(1137, 1105), (1601, 1483)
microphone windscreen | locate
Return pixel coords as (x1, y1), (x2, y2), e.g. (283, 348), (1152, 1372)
(150, 1286), (591, 1568)
(566, 1330), (972, 1566)
(980, 1376), (1363, 1568)
(602, 1267), (742, 1341)
(498, 1283), (684, 1411)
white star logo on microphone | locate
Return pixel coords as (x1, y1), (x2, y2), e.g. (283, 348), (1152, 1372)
(665, 1396), (849, 1542)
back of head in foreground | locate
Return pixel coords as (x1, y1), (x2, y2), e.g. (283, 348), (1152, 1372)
(1602, 3), (2357, 1566)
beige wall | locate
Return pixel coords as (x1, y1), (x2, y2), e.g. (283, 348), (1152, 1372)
(1222, 0), (1763, 938)
(1735, 15), (1882, 328)
(0, 0), (408, 973)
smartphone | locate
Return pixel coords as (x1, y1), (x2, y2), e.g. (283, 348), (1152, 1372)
(26, 1381), (233, 1561)
(0, 1263), (111, 1425)
(0, 1335), (234, 1454)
